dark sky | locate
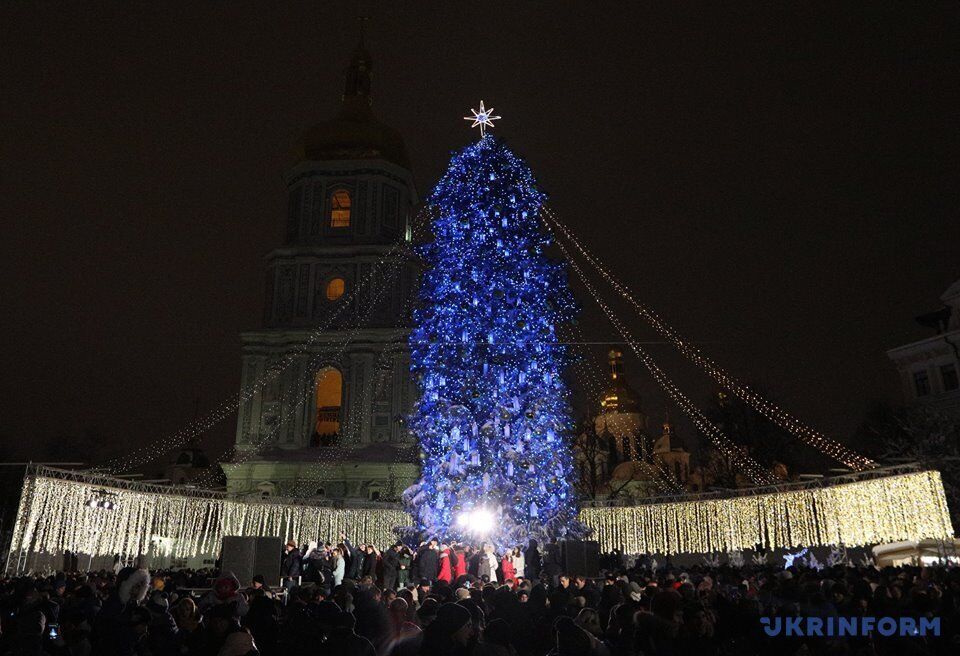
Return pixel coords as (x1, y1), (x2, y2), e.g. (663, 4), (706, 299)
(1, 2), (957, 469)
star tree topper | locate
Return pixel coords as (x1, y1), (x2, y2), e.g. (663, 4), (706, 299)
(463, 100), (501, 137)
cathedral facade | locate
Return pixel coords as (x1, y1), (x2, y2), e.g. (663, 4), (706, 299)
(222, 43), (420, 501)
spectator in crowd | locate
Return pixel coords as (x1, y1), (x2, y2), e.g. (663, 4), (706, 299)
(4, 541), (960, 656)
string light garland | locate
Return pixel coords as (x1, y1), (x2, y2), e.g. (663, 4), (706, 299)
(8, 470), (407, 567)
(542, 208), (878, 471)
(581, 470), (953, 554)
(7, 467), (951, 568)
(550, 229), (775, 486)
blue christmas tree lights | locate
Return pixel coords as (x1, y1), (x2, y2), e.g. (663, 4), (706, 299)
(403, 135), (586, 547)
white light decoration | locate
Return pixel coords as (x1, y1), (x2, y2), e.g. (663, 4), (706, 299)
(579, 470), (953, 555)
(542, 207), (878, 472)
(463, 100), (501, 137)
(5, 467), (952, 572)
(549, 229), (774, 485)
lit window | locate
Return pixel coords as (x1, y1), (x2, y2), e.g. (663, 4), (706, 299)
(914, 370), (931, 397)
(941, 364), (959, 392)
(330, 189), (351, 228)
(315, 367), (342, 440)
(326, 277), (345, 301)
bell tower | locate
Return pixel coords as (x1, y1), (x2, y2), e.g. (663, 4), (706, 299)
(223, 37), (420, 501)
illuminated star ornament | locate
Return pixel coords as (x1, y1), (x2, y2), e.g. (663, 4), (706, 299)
(463, 100), (501, 138)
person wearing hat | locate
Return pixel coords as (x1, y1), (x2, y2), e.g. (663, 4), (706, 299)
(199, 571), (249, 618)
(93, 566), (150, 655)
(416, 578), (433, 601)
(421, 602), (475, 656)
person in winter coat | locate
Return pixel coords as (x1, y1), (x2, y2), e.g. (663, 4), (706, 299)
(452, 544), (468, 580)
(280, 541), (302, 585)
(301, 541), (327, 585)
(478, 545), (498, 583)
(94, 566), (151, 656)
(524, 540), (542, 582)
(361, 544), (380, 580)
(397, 547), (413, 588)
(437, 545), (454, 584)
(204, 602), (258, 656)
(341, 535), (364, 580)
(415, 540), (439, 583)
(144, 590), (179, 656)
(381, 543), (402, 591)
(200, 572), (249, 618)
(331, 547), (346, 586)
(510, 547), (526, 579)
(500, 552), (516, 583)
(420, 603), (476, 656)
(548, 616), (595, 656)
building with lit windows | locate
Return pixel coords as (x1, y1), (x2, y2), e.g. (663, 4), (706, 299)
(221, 42), (420, 501)
(887, 278), (960, 418)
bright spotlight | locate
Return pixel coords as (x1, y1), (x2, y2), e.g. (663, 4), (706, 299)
(457, 512), (471, 527)
(469, 508), (496, 535)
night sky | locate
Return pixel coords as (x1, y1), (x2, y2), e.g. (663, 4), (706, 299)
(2, 2), (957, 468)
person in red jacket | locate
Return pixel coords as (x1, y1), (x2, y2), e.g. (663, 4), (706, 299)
(452, 543), (468, 580)
(437, 544), (454, 584)
(501, 551), (516, 584)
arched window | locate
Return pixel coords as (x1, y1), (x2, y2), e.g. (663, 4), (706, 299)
(330, 189), (351, 228)
(326, 277), (345, 301)
(315, 367), (343, 443)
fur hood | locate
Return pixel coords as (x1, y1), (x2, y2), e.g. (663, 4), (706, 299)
(119, 567), (151, 604)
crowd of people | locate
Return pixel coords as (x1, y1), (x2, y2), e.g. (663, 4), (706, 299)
(1, 536), (959, 656)
(280, 536), (543, 591)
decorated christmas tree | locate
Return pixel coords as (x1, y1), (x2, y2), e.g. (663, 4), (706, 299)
(403, 124), (586, 547)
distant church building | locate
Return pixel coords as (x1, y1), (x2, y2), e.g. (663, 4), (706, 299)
(576, 350), (690, 500)
(222, 41), (420, 500)
(887, 277), (960, 418)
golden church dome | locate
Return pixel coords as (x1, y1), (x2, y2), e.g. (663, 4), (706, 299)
(599, 349), (642, 414)
(298, 43), (410, 170)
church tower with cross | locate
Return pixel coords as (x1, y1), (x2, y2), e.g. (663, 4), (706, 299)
(221, 37), (421, 501)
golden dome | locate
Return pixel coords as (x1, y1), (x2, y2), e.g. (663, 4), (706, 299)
(599, 349), (642, 414)
(298, 44), (410, 170)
